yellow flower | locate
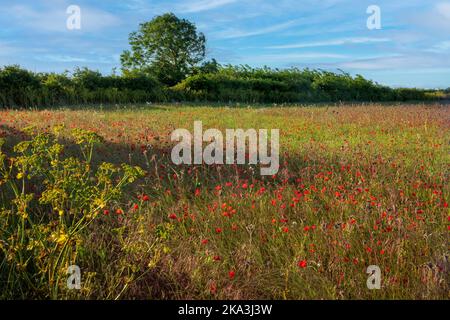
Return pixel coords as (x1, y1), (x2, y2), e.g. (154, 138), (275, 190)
(58, 210), (64, 217)
(16, 172), (24, 179)
(56, 233), (68, 245)
(93, 198), (106, 209)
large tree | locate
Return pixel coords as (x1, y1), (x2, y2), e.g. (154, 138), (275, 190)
(121, 13), (206, 86)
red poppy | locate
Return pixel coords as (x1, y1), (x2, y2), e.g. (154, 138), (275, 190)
(201, 239), (209, 245)
(229, 271), (235, 279)
(298, 260), (307, 268)
(210, 282), (217, 295)
(142, 195), (150, 201)
(103, 209), (109, 215)
(216, 227), (222, 234)
(116, 209), (123, 215)
(168, 213), (177, 220)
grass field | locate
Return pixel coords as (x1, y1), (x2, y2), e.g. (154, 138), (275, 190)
(0, 104), (449, 299)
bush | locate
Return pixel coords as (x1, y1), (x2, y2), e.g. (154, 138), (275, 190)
(0, 65), (436, 108)
(0, 66), (166, 108)
(175, 65), (431, 103)
(0, 127), (145, 298)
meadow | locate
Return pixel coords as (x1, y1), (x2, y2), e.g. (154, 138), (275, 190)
(0, 103), (449, 299)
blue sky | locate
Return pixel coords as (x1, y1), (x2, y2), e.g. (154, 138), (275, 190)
(1, 0), (449, 88)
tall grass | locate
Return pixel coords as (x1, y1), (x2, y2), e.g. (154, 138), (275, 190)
(0, 105), (448, 299)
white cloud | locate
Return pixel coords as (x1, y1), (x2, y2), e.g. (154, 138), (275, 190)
(426, 40), (450, 53)
(242, 52), (348, 64)
(5, 4), (121, 33)
(336, 53), (450, 70)
(410, 2), (450, 33)
(267, 37), (392, 49)
(36, 54), (116, 64)
(0, 42), (19, 56)
(212, 19), (302, 39)
(178, 0), (237, 13)
(436, 2), (450, 19)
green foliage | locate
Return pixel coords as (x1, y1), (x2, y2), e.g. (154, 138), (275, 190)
(0, 64), (438, 108)
(121, 13), (206, 86)
(0, 65), (166, 108)
(0, 127), (145, 298)
(175, 65), (433, 103)
(0, 65), (41, 107)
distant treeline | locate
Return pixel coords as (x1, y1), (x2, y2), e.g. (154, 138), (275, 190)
(0, 65), (446, 108)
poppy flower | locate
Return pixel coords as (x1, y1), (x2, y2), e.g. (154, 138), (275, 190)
(142, 195), (150, 201)
(298, 260), (307, 268)
(229, 271), (235, 279)
(215, 227), (222, 234)
(168, 213), (177, 220)
(116, 209), (123, 215)
(103, 209), (109, 215)
(201, 239), (209, 245)
(210, 282), (217, 295)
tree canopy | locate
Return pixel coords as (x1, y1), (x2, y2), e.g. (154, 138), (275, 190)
(121, 13), (206, 86)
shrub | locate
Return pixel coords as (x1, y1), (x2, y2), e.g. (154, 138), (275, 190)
(0, 65), (436, 107)
(0, 127), (145, 298)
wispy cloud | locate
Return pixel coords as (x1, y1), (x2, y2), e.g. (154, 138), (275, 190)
(240, 52), (348, 65)
(410, 2), (450, 34)
(178, 0), (237, 13)
(0, 42), (19, 56)
(212, 19), (302, 39)
(434, 40), (450, 51)
(267, 37), (392, 49)
(335, 53), (450, 70)
(4, 4), (121, 33)
(426, 40), (450, 53)
(36, 54), (116, 64)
